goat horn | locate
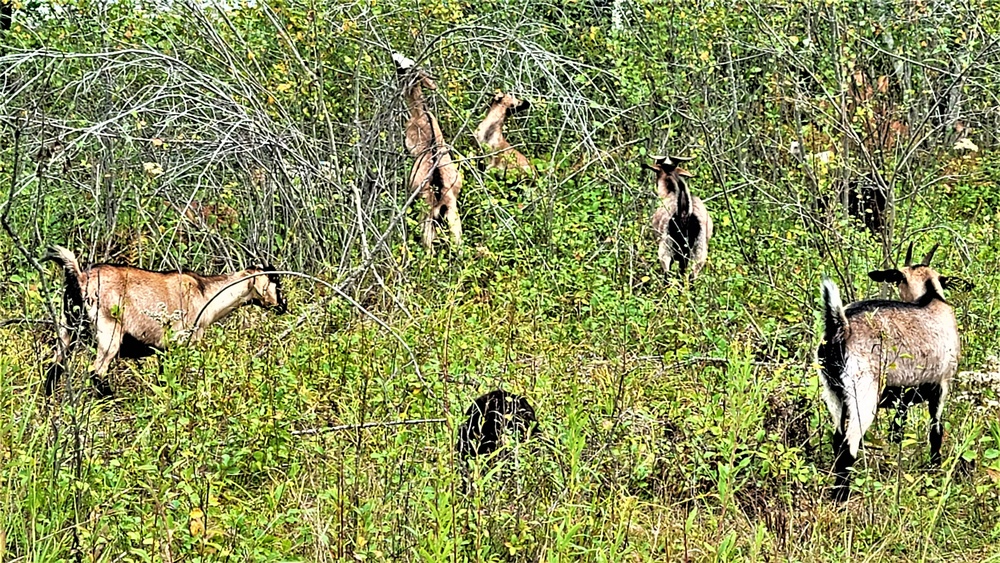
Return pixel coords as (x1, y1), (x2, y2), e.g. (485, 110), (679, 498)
(391, 52), (416, 71)
(650, 155), (670, 165)
(669, 155), (695, 162)
(923, 243), (940, 266)
(904, 242), (913, 266)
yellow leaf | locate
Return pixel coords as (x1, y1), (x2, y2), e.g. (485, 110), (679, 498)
(189, 507), (205, 537)
(143, 162), (163, 178)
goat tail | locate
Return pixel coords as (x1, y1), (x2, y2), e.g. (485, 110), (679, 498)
(42, 245), (85, 324)
(43, 245), (82, 280)
(821, 278), (847, 342)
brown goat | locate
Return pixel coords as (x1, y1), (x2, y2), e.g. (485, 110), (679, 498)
(393, 53), (463, 252)
(867, 242), (970, 450)
(473, 92), (534, 176)
(43, 245), (286, 396)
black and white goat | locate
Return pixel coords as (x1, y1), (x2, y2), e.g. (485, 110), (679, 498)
(44, 245), (287, 396)
(818, 243), (960, 501)
(645, 155), (713, 278)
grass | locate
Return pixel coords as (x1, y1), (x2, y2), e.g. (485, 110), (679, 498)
(2, 167), (1000, 562)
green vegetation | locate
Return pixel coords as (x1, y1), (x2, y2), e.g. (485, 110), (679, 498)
(2, 0), (1000, 560)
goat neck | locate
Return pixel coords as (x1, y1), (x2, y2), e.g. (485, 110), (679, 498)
(403, 81), (429, 120)
(656, 171), (685, 200)
(192, 270), (259, 332)
(474, 104), (510, 150)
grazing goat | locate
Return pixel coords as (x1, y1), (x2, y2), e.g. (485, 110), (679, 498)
(473, 92), (534, 176)
(812, 177), (889, 237)
(43, 245), (287, 396)
(393, 52), (463, 252)
(818, 244), (959, 501)
(646, 155), (713, 278)
(456, 389), (539, 458)
(789, 143), (888, 237)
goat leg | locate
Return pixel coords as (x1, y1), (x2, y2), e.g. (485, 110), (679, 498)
(927, 383), (946, 467)
(445, 204), (462, 248)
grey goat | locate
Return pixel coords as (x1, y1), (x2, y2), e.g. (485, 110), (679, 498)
(818, 243), (960, 501)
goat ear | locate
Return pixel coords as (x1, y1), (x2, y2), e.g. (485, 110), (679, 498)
(869, 269), (906, 285)
(511, 98), (530, 113)
(940, 276), (974, 293)
(903, 241), (914, 266)
(392, 52), (416, 72)
(642, 161), (659, 173)
(676, 167), (694, 178)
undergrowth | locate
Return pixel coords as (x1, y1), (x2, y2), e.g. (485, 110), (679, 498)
(2, 164), (1000, 561)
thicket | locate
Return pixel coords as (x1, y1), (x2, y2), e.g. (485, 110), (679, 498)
(2, 0), (1000, 560)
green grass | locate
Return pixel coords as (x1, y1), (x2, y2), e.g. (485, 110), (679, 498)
(3, 170), (1000, 562)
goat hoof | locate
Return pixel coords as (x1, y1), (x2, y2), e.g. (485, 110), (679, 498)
(828, 485), (851, 503)
(91, 377), (114, 400)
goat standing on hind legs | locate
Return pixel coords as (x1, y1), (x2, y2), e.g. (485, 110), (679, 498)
(42, 245), (287, 397)
(393, 53), (463, 253)
(473, 91), (535, 177)
(644, 155), (713, 280)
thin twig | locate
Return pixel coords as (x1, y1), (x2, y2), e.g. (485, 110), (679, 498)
(291, 418), (447, 436)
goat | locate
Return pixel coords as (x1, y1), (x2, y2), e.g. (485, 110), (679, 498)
(813, 177), (889, 237)
(818, 244), (960, 501)
(645, 155), (713, 279)
(393, 52), (463, 252)
(790, 143), (889, 237)
(456, 389), (539, 458)
(473, 91), (534, 176)
(43, 245), (287, 397)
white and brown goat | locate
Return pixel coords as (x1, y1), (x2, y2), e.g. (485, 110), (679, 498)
(645, 155), (713, 279)
(818, 243), (960, 501)
(393, 52), (463, 252)
(473, 92), (534, 176)
(44, 245), (287, 396)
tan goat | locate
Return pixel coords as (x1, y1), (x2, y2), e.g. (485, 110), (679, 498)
(473, 92), (534, 176)
(393, 53), (463, 252)
(44, 245), (286, 396)
(819, 243), (960, 501)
